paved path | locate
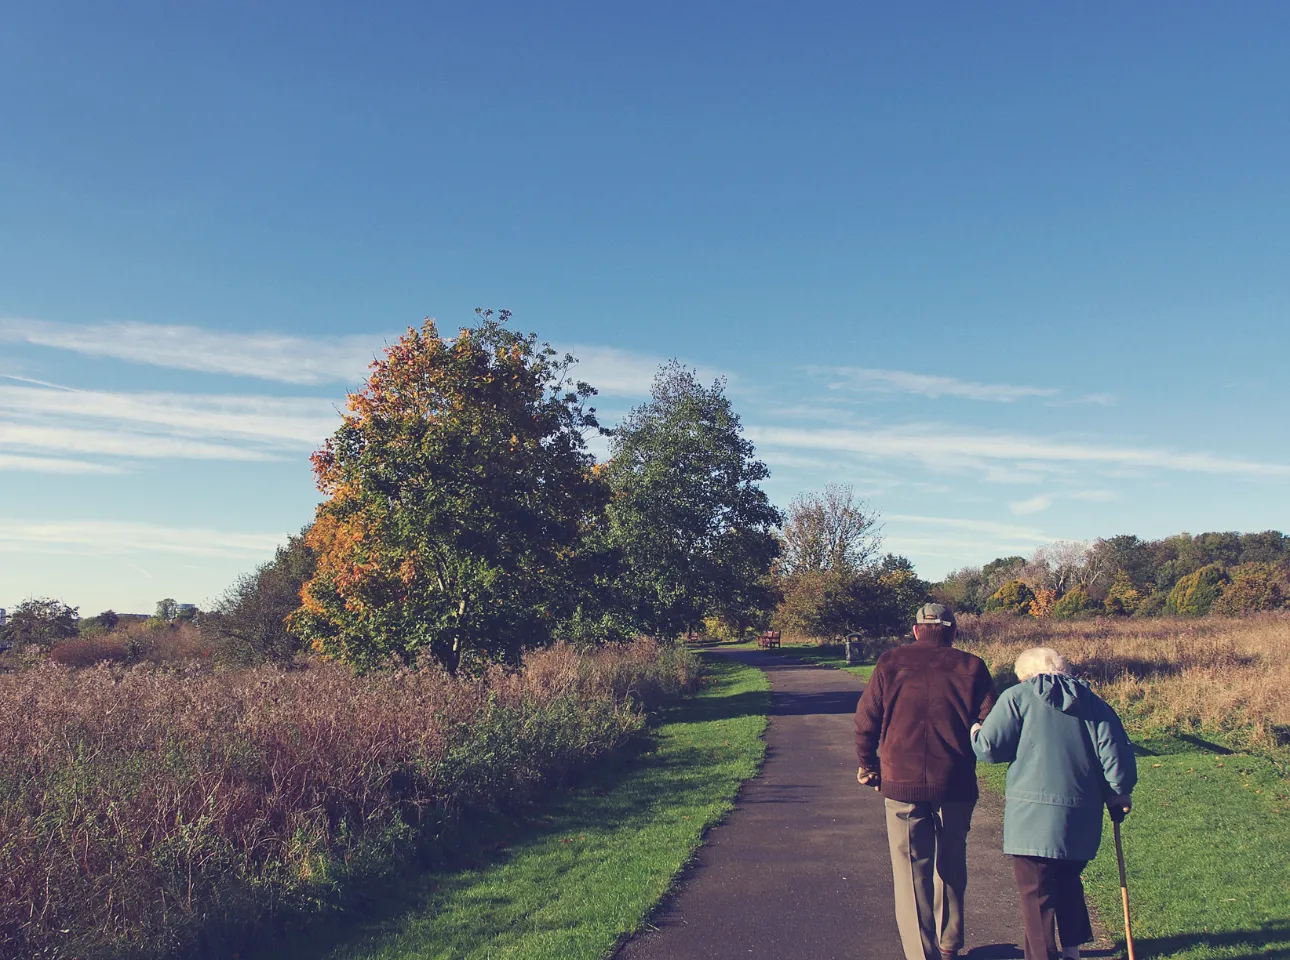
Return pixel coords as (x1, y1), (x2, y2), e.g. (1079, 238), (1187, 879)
(616, 649), (1025, 960)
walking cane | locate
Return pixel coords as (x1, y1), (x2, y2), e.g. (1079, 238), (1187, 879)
(1113, 820), (1136, 960)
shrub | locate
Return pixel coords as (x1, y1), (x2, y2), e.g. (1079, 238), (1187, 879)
(1165, 563), (1229, 616)
(984, 579), (1035, 614)
(1103, 573), (1144, 616)
(1212, 562), (1289, 616)
(1050, 586), (1095, 621)
(1131, 589), (1168, 618)
(47, 636), (130, 667)
(0, 638), (696, 960)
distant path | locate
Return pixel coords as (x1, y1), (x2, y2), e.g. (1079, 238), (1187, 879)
(615, 649), (1024, 960)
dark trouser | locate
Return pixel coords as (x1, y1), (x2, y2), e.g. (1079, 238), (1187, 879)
(1010, 856), (1093, 960)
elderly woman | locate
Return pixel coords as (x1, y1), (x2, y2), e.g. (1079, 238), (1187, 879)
(971, 647), (1137, 960)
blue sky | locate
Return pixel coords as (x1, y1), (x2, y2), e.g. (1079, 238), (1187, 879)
(2, 2), (1288, 615)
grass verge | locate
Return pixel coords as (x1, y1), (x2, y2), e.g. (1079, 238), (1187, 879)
(977, 735), (1290, 960)
(268, 653), (770, 960)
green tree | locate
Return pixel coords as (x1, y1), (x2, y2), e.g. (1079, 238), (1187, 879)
(206, 530), (317, 663)
(291, 311), (609, 672)
(0, 598), (79, 647)
(605, 361), (782, 638)
(985, 579), (1036, 614)
(774, 554), (927, 639)
(932, 566), (987, 614)
(1165, 563), (1228, 616)
(1238, 531), (1290, 565)
(870, 555), (932, 634)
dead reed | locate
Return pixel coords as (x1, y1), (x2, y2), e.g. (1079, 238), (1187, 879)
(957, 612), (1290, 750)
(0, 638), (698, 960)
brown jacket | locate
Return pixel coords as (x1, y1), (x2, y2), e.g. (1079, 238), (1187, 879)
(854, 636), (997, 804)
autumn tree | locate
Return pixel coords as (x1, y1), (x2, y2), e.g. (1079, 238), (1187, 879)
(291, 311), (608, 671)
(604, 361), (782, 638)
(779, 483), (881, 575)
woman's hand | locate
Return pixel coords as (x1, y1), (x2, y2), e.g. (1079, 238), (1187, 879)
(1107, 793), (1132, 822)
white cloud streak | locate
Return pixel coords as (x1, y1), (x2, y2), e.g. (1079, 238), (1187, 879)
(748, 425), (1290, 478)
(0, 519), (287, 559)
(0, 453), (125, 474)
(0, 386), (340, 447)
(0, 316), (387, 385)
(1010, 494), (1054, 515)
(886, 513), (1052, 543)
(1, 317), (702, 399)
(809, 366), (1058, 402)
(0, 423), (279, 461)
(568, 345), (732, 399)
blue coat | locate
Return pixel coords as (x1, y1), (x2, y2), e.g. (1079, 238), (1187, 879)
(972, 674), (1137, 861)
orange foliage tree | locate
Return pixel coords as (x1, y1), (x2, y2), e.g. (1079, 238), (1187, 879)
(291, 311), (609, 672)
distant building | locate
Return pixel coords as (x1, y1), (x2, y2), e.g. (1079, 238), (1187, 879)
(0, 607), (6, 630)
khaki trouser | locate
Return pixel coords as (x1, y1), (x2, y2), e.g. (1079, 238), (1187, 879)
(884, 798), (976, 960)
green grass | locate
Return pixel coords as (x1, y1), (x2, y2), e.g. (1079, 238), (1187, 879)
(720, 639), (876, 680)
(271, 654), (769, 960)
(977, 736), (1290, 960)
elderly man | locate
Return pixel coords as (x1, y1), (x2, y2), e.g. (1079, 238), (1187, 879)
(854, 603), (998, 960)
(972, 647), (1136, 960)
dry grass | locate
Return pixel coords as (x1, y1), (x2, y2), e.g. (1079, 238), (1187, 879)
(0, 639), (698, 960)
(957, 612), (1290, 750)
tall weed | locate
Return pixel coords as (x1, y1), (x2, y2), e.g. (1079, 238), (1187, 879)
(0, 639), (697, 959)
(958, 612), (1290, 750)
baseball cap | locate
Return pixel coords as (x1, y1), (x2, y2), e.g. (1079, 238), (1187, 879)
(914, 603), (956, 627)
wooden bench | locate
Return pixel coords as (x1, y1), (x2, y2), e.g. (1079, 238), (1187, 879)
(683, 631), (703, 644)
(757, 630), (781, 649)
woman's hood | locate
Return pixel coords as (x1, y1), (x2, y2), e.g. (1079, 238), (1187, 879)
(1027, 673), (1091, 713)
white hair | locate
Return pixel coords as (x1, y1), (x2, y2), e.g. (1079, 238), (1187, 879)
(1014, 647), (1069, 682)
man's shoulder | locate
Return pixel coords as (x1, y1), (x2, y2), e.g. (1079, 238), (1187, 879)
(940, 645), (990, 672)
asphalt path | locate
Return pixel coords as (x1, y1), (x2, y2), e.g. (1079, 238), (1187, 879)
(615, 649), (1027, 960)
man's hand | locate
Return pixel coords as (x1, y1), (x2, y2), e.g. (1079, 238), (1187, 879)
(1107, 793), (1132, 823)
(970, 722), (983, 738)
(857, 766), (880, 791)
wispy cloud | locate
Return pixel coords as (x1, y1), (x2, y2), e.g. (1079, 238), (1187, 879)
(1, 317), (712, 400)
(1070, 489), (1119, 502)
(807, 366), (1058, 402)
(0, 519), (288, 559)
(0, 316), (386, 385)
(1010, 494), (1054, 515)
(747, 424), (1290, 478)
(567, 345), (665, 397)
(883, 513), (1053, 564)
(568, 345), (732, 399)
(0, 453), (125, 474)
(0, 423), (280, 461)
(886, 513), (1052, 542)
(0, 385), (339, 447)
